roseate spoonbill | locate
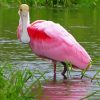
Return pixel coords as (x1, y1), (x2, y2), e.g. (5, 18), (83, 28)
(17, 4), (91, 79)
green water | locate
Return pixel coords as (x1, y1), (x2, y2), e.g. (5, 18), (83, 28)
(0, 6), (100, 99)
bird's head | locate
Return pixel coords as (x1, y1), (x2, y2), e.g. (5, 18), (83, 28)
(18, 4), (30, 44)
(18, 4), (29, 17)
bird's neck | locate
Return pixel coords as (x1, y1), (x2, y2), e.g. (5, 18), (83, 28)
(19, 12), (30, 43)
(19, 13), (30, 32)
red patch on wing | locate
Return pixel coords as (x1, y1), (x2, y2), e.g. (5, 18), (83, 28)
(27, 26), (51, 40)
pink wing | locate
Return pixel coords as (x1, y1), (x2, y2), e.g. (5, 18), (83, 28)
(27, 20), (91, 69)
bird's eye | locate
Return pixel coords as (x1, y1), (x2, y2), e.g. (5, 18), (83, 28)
(20, 8), (22, 11)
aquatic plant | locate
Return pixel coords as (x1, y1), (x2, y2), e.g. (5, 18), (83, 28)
(65, 62), (72, 78)
(81, 61), (92, 79)
(0, 64), (46, 100)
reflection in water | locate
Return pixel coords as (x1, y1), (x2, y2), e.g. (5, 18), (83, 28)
(41, 78), (91, 100)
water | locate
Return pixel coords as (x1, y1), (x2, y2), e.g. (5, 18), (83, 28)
(0, 6), (100, 99)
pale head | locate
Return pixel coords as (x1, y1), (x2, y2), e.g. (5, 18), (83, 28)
(20, 4), (29, 12)
(19, 4), (29, 17)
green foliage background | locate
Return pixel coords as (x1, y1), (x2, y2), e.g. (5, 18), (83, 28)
(0, 0), (100, 7)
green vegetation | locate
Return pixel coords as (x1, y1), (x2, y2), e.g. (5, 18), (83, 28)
(0, 64), (46, 100)
(0, 0), (100, 7)
(0, 62), (100, 100)
(65, 62), (72, 78)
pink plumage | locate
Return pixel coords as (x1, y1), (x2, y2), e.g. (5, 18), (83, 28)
(26, 20), (91, 70)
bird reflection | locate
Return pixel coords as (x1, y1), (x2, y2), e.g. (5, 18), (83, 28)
(40, 78), (91, 100)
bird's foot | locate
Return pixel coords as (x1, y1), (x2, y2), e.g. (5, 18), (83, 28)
(61, 72), (67, 80)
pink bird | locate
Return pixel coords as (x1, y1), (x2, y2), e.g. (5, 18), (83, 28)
(17, 4), (92, 79)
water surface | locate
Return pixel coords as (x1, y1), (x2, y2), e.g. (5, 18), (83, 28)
(0, 6), (100, 100)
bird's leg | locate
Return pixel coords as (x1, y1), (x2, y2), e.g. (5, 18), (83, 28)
(61, 62), (67, 79)
(53, 61), (57, 81)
